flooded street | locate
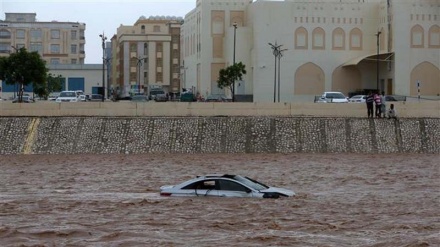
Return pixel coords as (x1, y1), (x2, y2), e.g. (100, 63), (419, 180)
(0, 153), (438, 246)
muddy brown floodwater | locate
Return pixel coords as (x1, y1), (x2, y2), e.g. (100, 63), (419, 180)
(0, 153), (438, 247)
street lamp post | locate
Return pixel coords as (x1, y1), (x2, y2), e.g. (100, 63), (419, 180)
(105, 57), (111, 99)
(376, 31), (381, 91)
(232, 22), (238, 102)
(269, 42), (282, 102)
(11, 46), (18, 99)
(133, 56), (145, 95)
(180, 60), (187, 92)
(99, 32), (107, 102)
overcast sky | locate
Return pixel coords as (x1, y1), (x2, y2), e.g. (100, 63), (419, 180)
(1, 0), (195, 63)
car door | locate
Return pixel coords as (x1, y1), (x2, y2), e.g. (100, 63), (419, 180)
(217, 179), (254, 198)
(181, 179), (219, 197)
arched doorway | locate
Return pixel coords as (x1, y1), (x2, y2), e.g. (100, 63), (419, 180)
(294, 62), (325, 95)
(410, 62), (440, 96)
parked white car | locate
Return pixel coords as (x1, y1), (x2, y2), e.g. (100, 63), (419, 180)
(160, 174), (295, 198)
(55, 91), (78, 102)
(348, 95), (367, 103)
(318, 91), (349, 103)
(48, 92), (60, 101)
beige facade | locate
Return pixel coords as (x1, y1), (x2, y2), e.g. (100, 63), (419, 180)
(111, 16), (182, 97)
(181, 0), (440, 102)
(0, 13), (86, 65)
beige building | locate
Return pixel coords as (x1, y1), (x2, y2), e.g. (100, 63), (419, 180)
(0, 13), (86, 65)
(181, 0), (440, 102)
(111, 16), (182, 97)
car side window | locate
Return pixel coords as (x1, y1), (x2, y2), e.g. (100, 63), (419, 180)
(182, 180), (216, 190)
(218, 180), (249, 192)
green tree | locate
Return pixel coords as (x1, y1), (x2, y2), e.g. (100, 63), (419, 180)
(34, 73), (63, 100)
(217, 62), (246, 102)
(0, 47), (48, 102)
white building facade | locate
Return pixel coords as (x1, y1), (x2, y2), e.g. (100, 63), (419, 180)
(181, 0), (440, 102)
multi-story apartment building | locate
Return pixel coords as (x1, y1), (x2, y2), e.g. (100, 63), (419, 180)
(0, 13), (86, 65)
(111, 16), (183, 97)
(181, 0), (439, 102)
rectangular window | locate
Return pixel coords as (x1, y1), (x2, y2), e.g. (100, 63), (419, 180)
(130, 58), (137, 67)
(51, 30), (60, 39)
(51, 44), (60, 53)
(30, 29), (42, 39)
(0, 30), (11, 38)
(71, 59), (77, 64)
(16, 44), (25, 49)
(130, 44), (137, 52)
(30, 42), (43, 53)
(16, 29), (25, 39)
(50, 58), (60, 64)
(71, 44), (77, 54)
(71, 30), (77, 40)
(0, 43), (9, 53)
(156, 43), (163, 52)
(154, 25), (161, 32)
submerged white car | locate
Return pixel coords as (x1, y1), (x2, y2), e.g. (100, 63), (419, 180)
(160, 174), (295, 198)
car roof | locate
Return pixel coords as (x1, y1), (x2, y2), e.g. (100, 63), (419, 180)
(197, 174), (235, 178)
(324, 91), (344, 94)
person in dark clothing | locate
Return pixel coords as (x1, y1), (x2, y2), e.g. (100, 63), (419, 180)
(365, 91), (374, 118)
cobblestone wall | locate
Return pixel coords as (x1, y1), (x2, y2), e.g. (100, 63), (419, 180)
(0, 117), (439, 155)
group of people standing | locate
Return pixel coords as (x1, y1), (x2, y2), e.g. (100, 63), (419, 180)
(365, 91), (397, 118)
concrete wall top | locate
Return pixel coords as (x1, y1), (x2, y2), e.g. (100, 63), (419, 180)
(0, 101), (439, 118)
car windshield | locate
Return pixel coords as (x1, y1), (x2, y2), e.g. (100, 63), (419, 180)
(351, 95), (363, 99)
(326, 93), (345, 99)
(232, 175), (268, 191)
(59, 92), (76, 97)
(150, 90), (165, 95)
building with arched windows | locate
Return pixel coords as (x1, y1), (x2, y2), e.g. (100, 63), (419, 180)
(181, 0), (439, 102)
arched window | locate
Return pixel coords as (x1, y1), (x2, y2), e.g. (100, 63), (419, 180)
(411, 25), (424, 48)
(428, 25), (440, 48)
(332, 28), (345, 50)
(312, 27), (325, 50)
(295, 27), (308, 49)
(349, 28), (363, 50)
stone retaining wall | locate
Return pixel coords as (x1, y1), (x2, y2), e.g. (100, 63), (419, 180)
(0, 117), (438, 155)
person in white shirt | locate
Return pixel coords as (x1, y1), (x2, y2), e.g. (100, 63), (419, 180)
(388, 104), (397, 119)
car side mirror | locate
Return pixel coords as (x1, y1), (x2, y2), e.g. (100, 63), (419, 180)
(245, 188), (252, 193)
